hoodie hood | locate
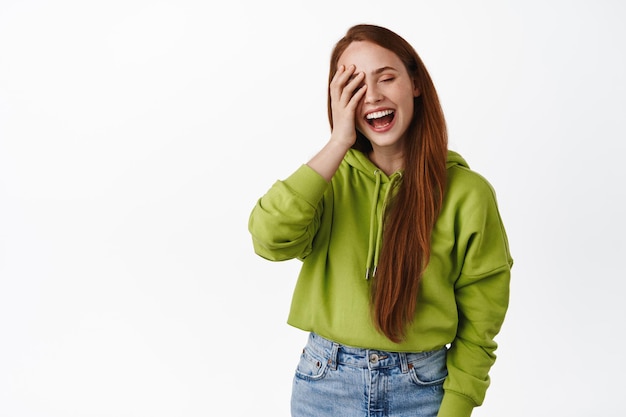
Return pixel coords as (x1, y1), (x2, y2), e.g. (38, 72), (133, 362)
(446, 149), (469, 170)
(344, 149), (468, 279)
(344, 147), (469, 185)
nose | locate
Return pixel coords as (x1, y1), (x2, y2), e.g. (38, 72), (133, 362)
(364, 82), (383, 104)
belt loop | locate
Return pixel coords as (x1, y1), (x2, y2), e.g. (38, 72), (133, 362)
(327, 342), (339, 370)
(399, 352), (409, 373)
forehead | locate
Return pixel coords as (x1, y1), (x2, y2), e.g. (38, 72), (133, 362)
(337, 41), (405, 73)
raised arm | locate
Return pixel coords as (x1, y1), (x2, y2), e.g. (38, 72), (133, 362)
(307, 64), (366, 181)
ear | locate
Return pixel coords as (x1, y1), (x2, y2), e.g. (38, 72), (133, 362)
(413, 80), (421, 97)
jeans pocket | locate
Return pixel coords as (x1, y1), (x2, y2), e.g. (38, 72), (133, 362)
(294, 347), (329, 381)
(408, 347), (448, 386)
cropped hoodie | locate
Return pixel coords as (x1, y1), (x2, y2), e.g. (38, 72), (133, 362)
(249, 149), (513, 417)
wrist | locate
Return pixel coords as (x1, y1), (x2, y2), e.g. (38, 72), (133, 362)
(328, 133), (355, 152)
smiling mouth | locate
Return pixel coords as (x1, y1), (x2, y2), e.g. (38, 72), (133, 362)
(366, 110), (395, 128)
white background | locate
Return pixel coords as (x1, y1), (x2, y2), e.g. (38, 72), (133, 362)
(1, 0), (625, 416)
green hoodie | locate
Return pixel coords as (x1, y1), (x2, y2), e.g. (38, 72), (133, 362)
(249, 149), (512, 417)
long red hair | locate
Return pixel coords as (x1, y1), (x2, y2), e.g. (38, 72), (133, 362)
(327, 24), (448, 343)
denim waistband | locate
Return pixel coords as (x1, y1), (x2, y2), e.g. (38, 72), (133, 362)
(305, 332), (446, 373)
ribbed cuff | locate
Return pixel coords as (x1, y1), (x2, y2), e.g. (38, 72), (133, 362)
(437, 392), (475, 417)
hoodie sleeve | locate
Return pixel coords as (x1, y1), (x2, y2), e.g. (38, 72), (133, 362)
(438, 172), (513, 417)
(248, 164), (330, 262)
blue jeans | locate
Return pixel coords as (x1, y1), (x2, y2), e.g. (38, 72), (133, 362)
(291, 333), (447, 417)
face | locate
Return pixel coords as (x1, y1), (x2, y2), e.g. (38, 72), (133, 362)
(337, 41), (420, 152)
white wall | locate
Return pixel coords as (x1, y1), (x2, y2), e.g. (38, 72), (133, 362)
(1, 0), (624, 416)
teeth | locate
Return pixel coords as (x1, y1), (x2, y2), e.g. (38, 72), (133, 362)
(366, 109), (394, 120)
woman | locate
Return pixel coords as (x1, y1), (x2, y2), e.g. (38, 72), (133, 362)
(248, 24), (512, 417)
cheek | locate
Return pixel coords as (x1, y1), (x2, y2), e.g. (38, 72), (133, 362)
(354, 110), (370, 132)
(399, 89), (416, 112)
(355, 115), (368, 132)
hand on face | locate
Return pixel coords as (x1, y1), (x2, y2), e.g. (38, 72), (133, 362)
(329, 64), (367, 148)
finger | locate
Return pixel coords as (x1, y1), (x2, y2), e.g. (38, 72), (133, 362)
(331, 64), (355, 85)
(342, 71), (365, 102)
(347, 83), (367, 108)
(330, 65), (357, 100)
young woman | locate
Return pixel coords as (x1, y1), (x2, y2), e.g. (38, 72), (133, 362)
(248, 24), (512, 417)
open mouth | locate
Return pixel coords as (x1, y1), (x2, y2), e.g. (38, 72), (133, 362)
(365, 109), (395, 129)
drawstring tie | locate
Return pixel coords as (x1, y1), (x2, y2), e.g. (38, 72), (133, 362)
(365, 169), (402, 280)
(365, 170), (381, 280)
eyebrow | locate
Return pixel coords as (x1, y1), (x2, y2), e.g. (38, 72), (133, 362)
(372, 66), (398, 75)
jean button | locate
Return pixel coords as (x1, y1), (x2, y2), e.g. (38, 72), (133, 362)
(370, 353), (379, 364)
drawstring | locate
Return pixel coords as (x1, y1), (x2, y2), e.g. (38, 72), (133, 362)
(365, 170), (403, 280)
(365, 170), (381, 280)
